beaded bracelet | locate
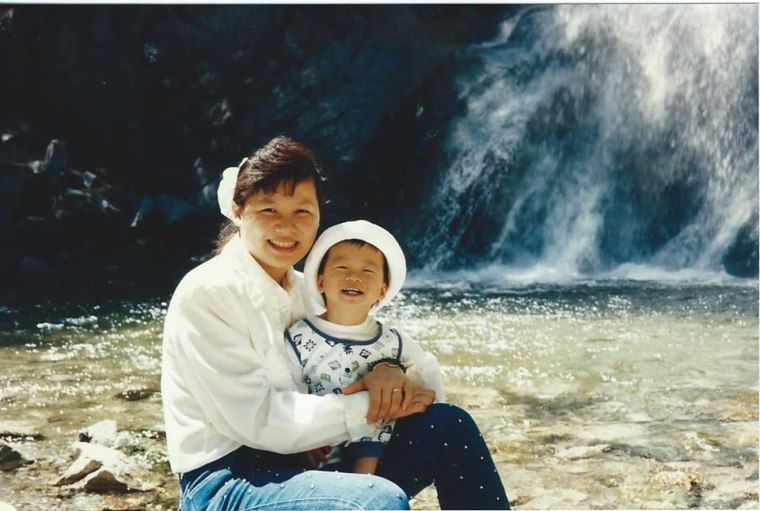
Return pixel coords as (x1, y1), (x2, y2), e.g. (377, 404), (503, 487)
(367, 357), (407, 373)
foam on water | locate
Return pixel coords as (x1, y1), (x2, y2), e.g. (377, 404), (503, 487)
(409, 4), (758, 279)
(407, 262), (754, 290)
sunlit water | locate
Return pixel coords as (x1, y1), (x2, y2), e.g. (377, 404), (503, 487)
(1, 280), (757, 509)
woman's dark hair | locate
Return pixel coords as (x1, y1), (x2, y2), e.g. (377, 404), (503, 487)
(212, 136), (326, 255)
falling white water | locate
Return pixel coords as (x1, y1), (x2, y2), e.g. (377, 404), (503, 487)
(412, 4), (758, 283)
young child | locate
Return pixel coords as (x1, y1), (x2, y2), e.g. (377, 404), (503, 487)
(285, 220), (444, 475)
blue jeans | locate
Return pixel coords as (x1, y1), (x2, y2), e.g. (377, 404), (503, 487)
(179, 404), (509, 510)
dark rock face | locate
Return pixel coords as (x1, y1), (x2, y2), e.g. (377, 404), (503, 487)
(0, 4), (508, 291)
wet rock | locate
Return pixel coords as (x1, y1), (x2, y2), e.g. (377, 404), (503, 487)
(115, 388), (159, 402)
(509, 495), (532, 507)
(195, 182), (217, 208)
(603, 442), (662, 461)
(0, 7), (14, 32)
(79, 420), (133, 450)
(706, 478), (759, 503)
(56, 454), (102, 485)
(0, 442), (31, 471)
(43, 139), (68, 175)
(130, 197), (157, 228)
(194, 157), (215, 187)
(57, 440), (156, 494)
(0, 420), (45, 442)
(651, 469), (705, 489)
(82, 170), (97, 188)
(94, 193), (121, 215)
(81, 468), (130, 494)
(136, 427), (166, 441)
(555, 444), (609, 460)
(156, 194), (196, 224)
(56, 442), (134, 490)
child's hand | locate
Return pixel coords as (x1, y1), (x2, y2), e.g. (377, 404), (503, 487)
(300, 446), (332, 468)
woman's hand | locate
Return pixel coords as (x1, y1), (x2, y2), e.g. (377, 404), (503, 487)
(387, 386), (436, 420)
(343, 365), (433, 422)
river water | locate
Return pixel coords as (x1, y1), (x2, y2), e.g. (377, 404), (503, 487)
(1, 278), (757, 509)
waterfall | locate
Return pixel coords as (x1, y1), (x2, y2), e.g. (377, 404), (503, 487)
(410, 5), (758, 283)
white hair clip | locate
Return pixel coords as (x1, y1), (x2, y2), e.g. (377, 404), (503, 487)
(217, 157), (248, 225)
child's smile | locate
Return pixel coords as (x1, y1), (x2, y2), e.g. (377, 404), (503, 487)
(317, 241), (389, 325)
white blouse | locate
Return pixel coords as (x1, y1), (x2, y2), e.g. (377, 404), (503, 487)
(161, 235), (377, 474)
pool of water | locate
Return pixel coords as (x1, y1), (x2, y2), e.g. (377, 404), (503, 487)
(0, 280), (757, 509)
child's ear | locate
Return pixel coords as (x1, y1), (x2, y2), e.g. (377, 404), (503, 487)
(317, 274), (325, 292)
(379, 282), (388, 299)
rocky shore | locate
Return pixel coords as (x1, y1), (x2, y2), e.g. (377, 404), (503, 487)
(2, 383), (757, 510)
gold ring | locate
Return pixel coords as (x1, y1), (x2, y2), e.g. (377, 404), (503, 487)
(392, 388), (403, 393)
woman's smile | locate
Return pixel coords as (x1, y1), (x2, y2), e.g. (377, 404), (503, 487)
(268, 239), (298, 251)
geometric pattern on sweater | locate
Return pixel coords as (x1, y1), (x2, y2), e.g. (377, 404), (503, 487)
(286, 319), (403, 396)
(285, 318), (402, 463)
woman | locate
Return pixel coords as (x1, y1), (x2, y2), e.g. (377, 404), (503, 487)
(161, 136), (510, 510)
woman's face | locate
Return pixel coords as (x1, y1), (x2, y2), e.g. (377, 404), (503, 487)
(235, 179), (320, 284)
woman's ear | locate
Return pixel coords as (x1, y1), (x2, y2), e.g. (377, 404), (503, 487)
(379, 282), (388, 300)
(232, 202), (243, 220)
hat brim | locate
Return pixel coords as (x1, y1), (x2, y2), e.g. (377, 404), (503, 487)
(303, 220), (407, 314)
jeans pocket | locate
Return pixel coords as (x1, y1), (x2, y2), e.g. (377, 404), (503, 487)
(182, 469), (232, 511)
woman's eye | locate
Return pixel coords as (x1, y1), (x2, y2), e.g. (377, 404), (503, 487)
(296, 209), (312, 215)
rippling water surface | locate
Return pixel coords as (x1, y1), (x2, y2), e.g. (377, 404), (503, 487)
(0, 280), (757, 509)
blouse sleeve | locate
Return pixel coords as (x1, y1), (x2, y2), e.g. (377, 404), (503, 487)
(395, 328), (446, 403)
(162, 282), (377, 455)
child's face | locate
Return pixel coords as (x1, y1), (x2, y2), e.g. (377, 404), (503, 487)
(317, 241), (388, 319)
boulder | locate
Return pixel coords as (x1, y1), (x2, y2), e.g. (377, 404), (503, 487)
(56, 441), (152, 493)
(55, 455), (102, 485)
(114, 388), (159, 402)
(130, 196), (156, 228)
(0, 443), (31, 471)
(157, 194), (197, 224)
(0, 420), (45, 442)
(43, 139), (68, 175)
(78, 420), (133, 450)
(81, 468), (130, 494)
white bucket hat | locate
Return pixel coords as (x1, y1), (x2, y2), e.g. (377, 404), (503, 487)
(303, 220), (407, 314)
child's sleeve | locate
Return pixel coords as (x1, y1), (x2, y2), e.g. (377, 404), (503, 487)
(283, 326), (310, 394)
(395, 328), (446, 403)
(344, 420), (395, 459)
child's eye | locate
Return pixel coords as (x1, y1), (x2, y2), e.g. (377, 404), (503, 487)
(296, 209), (313, 215)
(259, 208), (276, 214)
(363, 269), (376, 275)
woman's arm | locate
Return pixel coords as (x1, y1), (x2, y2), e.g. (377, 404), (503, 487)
(162, 283), (377, 455)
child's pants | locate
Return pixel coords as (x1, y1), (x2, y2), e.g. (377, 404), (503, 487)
(179, 403), (510, 510)
(378, 403), (509, 509)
